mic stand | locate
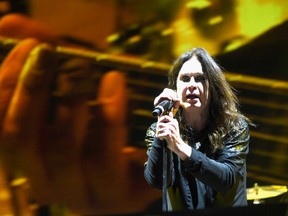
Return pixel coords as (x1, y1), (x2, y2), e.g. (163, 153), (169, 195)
(162, 140), (168, 212)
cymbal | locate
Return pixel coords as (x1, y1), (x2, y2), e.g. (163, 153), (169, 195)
(247, 183), (288, 200)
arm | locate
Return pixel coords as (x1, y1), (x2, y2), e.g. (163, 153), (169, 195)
(183, 118), (250, 192)
(144, 122), (174, 189)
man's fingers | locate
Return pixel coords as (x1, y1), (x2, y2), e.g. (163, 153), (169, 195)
(153, 88), (177, 106)
(3, 42), (57, 138)
(0, 38), (40, 126)
(0, 42), (57, 203)
(0, 13), (58, 43)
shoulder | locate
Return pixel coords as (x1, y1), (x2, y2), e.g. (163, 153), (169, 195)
(229, 116), (249, 135)
(231, 116), (249, 129)
(146, 122), (157, 137)
(144, 122), (157, 149)
(224, 117), (250, 146)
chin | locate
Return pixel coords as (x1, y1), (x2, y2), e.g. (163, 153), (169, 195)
(184, 103), (201, 110)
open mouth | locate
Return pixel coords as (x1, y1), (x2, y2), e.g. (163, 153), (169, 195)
(186, 94), (199, 101)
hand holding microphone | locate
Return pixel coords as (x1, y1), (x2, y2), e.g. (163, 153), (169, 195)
(153, 90), (182, 154)
(152, 100), (174, 117)
(152, 88), (179, 117)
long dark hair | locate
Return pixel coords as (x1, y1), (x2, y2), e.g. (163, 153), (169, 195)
(168, 48), (250, 152)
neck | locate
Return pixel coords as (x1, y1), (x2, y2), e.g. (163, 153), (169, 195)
(183, 108), (209, 132)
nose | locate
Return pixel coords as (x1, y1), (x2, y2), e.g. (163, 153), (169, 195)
(188, 77), (197, 89)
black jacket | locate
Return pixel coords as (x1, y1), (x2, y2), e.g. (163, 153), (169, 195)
(144, 117), (250, 211)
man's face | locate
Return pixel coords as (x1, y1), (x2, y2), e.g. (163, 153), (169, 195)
(176, 56), (210, 114)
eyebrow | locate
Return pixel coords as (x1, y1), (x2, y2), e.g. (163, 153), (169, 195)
(180, 71), (204, 76)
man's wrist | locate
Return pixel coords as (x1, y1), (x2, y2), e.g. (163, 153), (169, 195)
(176, 141), (192, 161)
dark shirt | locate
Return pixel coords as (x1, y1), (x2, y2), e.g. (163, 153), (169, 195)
(144, 117), (250, 211)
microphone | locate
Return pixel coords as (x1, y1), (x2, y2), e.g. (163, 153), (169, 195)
(152, 100), (174, 117)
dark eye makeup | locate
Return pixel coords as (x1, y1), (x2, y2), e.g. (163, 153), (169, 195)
(180, 74), (206, 83)
(195, 75), (206, 83)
